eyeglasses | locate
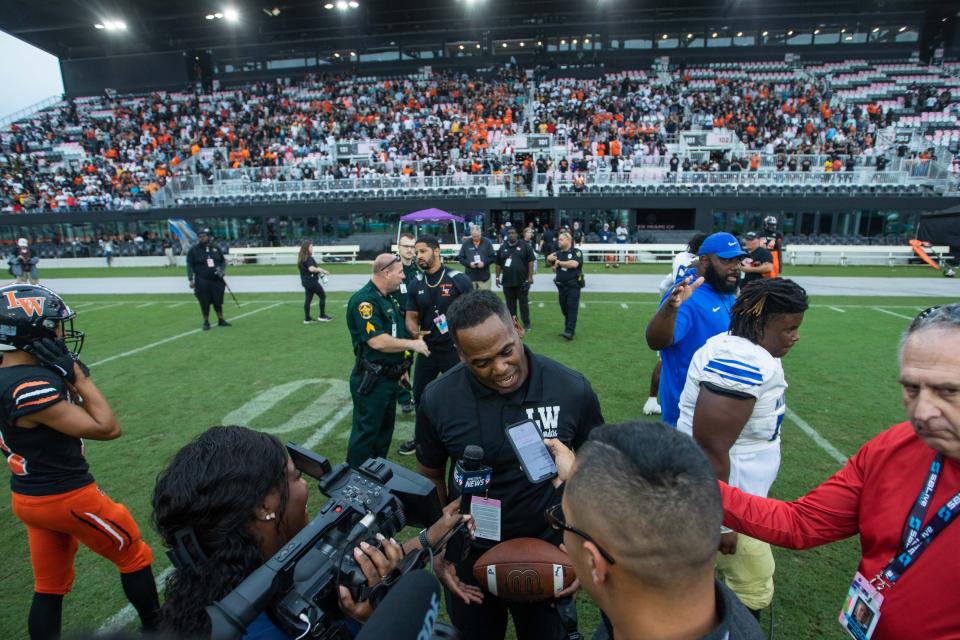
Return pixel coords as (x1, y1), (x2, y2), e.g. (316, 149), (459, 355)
(545, 503), (616, 565)
(911, 305), (942, 330)
(378, 254), (401, 272)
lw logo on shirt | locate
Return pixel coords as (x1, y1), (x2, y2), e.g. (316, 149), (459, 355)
(525, 405), (560, 438)
(4, 291), (45, 317)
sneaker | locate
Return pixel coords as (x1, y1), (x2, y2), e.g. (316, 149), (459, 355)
(560, 331), (574, 341)
(218, 319), (231, 327)
(397, 440), (417, 456)
(523, 325), (532, 331)
(318, 315), (333, 322)
(304, 319), (317, 324)
(401, 401), (415, 414)
(642, 397), (662, 415)
(202, 321), (211, 331)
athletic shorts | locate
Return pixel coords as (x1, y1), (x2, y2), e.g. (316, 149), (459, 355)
(11, 482), (153, 594)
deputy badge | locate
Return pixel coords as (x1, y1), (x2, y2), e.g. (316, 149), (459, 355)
(358, 302), (374, 319)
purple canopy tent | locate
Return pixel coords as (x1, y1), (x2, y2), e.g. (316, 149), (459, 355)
(396, 208), (465, 245)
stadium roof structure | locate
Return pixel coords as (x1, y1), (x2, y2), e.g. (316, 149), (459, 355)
(0, 0), (949, 61)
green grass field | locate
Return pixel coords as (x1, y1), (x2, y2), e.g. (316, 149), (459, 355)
(0, 289), (943, 639)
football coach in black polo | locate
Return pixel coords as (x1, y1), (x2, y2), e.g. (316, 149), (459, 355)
(414, 289), (604, 640)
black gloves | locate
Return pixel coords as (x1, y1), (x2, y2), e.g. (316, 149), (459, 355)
(25, 338), (88, 384)
(213, 268), (225, 279)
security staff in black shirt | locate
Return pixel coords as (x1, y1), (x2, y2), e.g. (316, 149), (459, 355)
(546, 231), (583, 341)
(740, 232), (773, 285)
(416, 290), (604, 640)
(186, 228), (230, 330)
(406, 235), (473, 402)
(495, 226), (536, 330)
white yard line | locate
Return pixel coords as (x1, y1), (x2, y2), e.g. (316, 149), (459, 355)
(620, 303), (629, 309)
(75, 302), (125, 314)
(537, 302), (545, 308)
(135, 302), (156, 308)
(785, 409), (848, 465)
(88, 303), (282, 368)
(872, 307), (914, 321)
(303, 404), (356, 450)
(828, 306), (846, 313)
(580, 302), (586, 309)
(166, 302), (189, 308)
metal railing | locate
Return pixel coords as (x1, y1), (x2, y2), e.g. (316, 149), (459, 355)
(0, 95), (64, 128)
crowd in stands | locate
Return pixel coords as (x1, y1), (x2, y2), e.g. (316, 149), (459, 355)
(1, 59), (957, 213)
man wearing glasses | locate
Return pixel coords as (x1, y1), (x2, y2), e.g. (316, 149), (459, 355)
(345, 253), (430, 468)
(415, 290), (603, 640)
(392, 233), (421, 415)
(545, 423), (763, 640)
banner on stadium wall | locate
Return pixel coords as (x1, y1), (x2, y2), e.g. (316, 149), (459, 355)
(706, 131), (736, 146)
(169, 219), (198, 247)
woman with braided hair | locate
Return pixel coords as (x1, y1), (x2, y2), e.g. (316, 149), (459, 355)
(676, 278), (808, 620)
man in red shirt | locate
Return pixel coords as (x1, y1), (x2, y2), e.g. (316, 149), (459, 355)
(720, 303), (960, 639)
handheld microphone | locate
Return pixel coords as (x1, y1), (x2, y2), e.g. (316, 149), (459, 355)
(445, 445), (491, 561)
(453, 445), (491, 517)
(354, 570), (460, 640)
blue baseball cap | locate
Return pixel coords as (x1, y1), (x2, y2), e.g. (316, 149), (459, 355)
(698, 232), (748, 259)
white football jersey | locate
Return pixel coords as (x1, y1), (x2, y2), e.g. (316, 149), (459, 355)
(677, 333), (787, 495)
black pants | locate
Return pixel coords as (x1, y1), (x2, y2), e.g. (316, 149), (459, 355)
(303, 280), (326, 320)
(503, 283), (531, 327)
(195, 277), (225, 318)
(557, 282), (581, 334)
(446, 548), (572, 640)
(412, 346), (460, 404)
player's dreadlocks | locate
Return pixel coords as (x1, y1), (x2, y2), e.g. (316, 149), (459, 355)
(729, 278), (809, 344)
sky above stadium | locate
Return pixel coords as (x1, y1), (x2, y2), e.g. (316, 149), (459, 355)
(0, 30), (63, 121)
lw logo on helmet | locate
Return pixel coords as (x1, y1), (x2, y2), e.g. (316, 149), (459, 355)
(4, 292), (45, 317)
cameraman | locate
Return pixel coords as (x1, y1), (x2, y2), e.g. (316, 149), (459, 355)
(186, 228), (230, 331)
(152, 426), (471, 638)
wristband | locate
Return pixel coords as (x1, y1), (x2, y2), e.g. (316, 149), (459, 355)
(418, 528), (432, 553)
(720, 525), (734, 535)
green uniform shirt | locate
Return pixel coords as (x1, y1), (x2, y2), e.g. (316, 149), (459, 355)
(348, 280), (405, 365)
(390, 261), (421, 309)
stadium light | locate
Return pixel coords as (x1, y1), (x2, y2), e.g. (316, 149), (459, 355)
(814, 28), (820, 34)
(350, 51), (356, 56)
(334, 52), (341, 57)
(519, 41), (525, 47)
(223, 8), (239, 21)
(687, 33), (693, 39)
(501, 42), (507, 47)
(336, 0), (348, 9)
(205, 14), (215, 20)
(711, 32), (718, 37)
(583, 37), (590, 44)
(787, 30), (794, 36)
(459, 44), (464, 50)
(323, 2), (334, 7)
(871, 27), (879, 32)
(537, 41), (542, 46)
(661, 33), (668, 39)
(475, 43), (480, 48)
(214, 12), (224, 18)
(348, 1), (359, 6)
(96, 20), (127, 31)
(572, 38), (578, 44)
(840, 27), (846, 33)
(560, 39), (566, 44)
(898, 26), (907, 32)
(762, 30), (768, 36)
(736, 31), (743, 37)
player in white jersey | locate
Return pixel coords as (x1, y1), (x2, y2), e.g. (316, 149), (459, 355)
(677, 278), (808, 617)
(643, 233), (708, 416)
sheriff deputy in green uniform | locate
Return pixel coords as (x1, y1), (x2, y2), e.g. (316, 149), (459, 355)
(392, 232), (421, 414)
(346, 253), (430, 468)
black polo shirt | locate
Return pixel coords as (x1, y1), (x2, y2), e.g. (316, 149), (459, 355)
(742, 246), (773, 285)
(554, 247), (583, 285)
(496, 240), (536, 287)
(415, 347), (604, 549)
(406, 267), (472, 353)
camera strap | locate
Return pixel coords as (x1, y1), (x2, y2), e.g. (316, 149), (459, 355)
(554, 595), (581, 640)
(166, 526), (209, 574)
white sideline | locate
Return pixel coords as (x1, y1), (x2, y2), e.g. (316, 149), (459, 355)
(786, 409), (848, 465)
(97, 568), (174, 633)
(872, 307), (914, 321)
(828, 306), (846, 313)
(88, 303), (282, 368)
